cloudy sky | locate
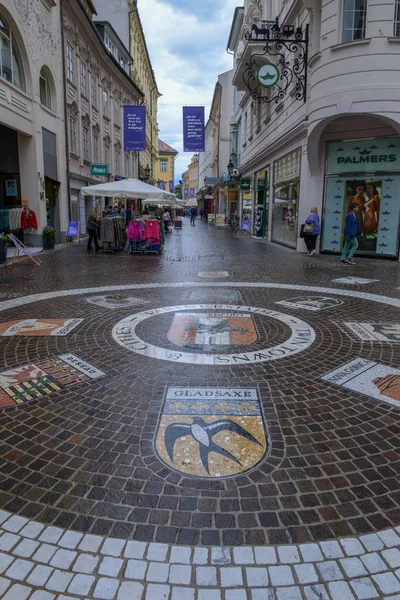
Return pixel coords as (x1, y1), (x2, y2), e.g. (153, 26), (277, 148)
(139, 0), (242, 182)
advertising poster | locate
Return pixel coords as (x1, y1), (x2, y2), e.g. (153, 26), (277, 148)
(183, 106), (205, 152)
(216, 214), (225, 227)
(343, 180), (381, 252)
(123, 105), (146, 151)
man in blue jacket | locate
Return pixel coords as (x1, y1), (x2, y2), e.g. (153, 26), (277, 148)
(340, 202), (360, 265)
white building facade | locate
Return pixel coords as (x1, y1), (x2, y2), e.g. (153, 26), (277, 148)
(231, 0), (400, 259)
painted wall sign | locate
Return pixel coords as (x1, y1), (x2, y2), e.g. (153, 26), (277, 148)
(275, 296), (344, 311)
(322, 358), (400, 407)
(91, 164), (108, 176)
(123, 105), (146, 151)
(343, 322), (400, 342)
(154, 387), (268, 478)
(326, 138), (400, 174)
(183, 106), (205, 152)
(111, 304), (315, 365)
(0, 318), (83, 336)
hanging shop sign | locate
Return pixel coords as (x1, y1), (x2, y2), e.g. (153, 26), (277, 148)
(183, 106), (205, 152)
(190, 188), (195, 197)
(123, 105), (146, 152)
(243, 18), (309, 104)
(169, 181), (174, 193)
(326, 138), (400, 174)
(159, 181), (166, 190)
(91, 164), (108, 176)
(240, 178), (251, 192)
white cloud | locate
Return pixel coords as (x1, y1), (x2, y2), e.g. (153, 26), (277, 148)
(139, 0), (241, 181)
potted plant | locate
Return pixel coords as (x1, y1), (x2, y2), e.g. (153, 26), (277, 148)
(42, 226), (56, 250)
(0, 235), (8, 264)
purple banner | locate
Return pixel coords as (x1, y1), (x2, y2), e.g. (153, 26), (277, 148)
(169, 180), (174, 193)
(184, 188), (188, 198)
(190, 188), (194, 197)
(123, 106), (146, 151)
(159, 180), (166, 190)
(183, 106), (205, 152)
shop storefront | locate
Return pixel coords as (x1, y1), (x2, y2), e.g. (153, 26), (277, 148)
(254, 167), (269, 237)
(322, 137), (400, 258)
(0, 125), (21, 209)
(272, 148), (301, 247)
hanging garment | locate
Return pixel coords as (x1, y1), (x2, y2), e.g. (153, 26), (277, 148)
(21, 208), (38, 230)
(128, 220), (144, 242)
(144, 220), (161, 245)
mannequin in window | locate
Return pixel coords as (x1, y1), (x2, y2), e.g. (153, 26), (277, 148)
(363, 182), (380, 235)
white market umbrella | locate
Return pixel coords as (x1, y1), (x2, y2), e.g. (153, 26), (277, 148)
(81, 178), (176, 201)
(184, 198), (198, 207)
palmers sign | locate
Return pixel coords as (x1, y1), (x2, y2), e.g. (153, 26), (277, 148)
(326, 137), (400, 174)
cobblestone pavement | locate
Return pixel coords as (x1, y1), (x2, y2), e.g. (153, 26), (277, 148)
(0, 219), (399, 598)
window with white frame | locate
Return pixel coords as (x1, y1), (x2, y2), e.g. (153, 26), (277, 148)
(0, 14), (25, 91)
(80, 61), (87, 97)
(83, 126), (89, 159)
(69, 117), (77, 154)
(115, 151), (120, 175)
(39, 67), (51, 109)
(91, 76), (97, 108)
(93, 134), (99, 162)
(103, 89), (109, 117)
(66, 43), (74, 82)
(395, 0), (400, 36)
(342, 0), (367, 42)
(160, 159), (167, 172)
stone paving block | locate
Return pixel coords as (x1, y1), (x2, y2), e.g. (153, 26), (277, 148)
(378, 530), (400, 548)
(0, 577), (11, 597)
(276, 586), (302, 599)
(0, 533), (21, 552)
(382, 548), (400, 568)
(303, 584), (329, 600)
(30, 592), (56, 600)
(320, 541), (344, 559)
(45, 569), (74, 593)
(38, 527), (63, 545)
(169, 564), (192, 585)
(68, 573), (95, 596)
(117, 581), (144, 600)
(2, 516), (28, 533)
(278, 546), (300, 564)
(269, 565), (295, 586)
(73, 552), (100, 574)
(372, 572), (400, 595)
(26, 564), (53, 587)
(360, 534), (385, 553)
(170, 546), (191, 564)
(78, 534), (103, 553)
(145, 583), (170, 599)
(341, 539), (365, 556)
(193, 548), (209, 565)
(340, 558), (368, 578)
(93, 577), (120, 599)
(101, 538), (126, 557)
(252, 590), (276, 600)
(146, 561), (170, 582)
(294, 563), (319, 584)
(360, 552), (388, 574)
(254, 547), (277, 565)
(212, 547), (232, 565)
(19, 522), (44, 540)
(0, 551), (14, 573)
(299, 543), (323, 563)
(98, 556), (123, 578)
(350, 577), (379, 599)
(233, 547), (254, 565)
(317, 561), (343, 581)
(246, 566), (269, 587)
(171, 586), (195, 600)
(328, 581), (356, 600)
(2, 583), (31, 600)
(147, 543), (168, 562)
(0, 511), (10, 525)
(32, 543), (57, 564)
(225, 590), (247, 600)
(198, 590), (221, 600)
(125, 541), (147, 560)
(196, 566), (217, 586)
(220, 567), (243, 587)
(58, 531), (83, 549)
(49, 548), (77, 569)
(5, 558), (34, 581)
(12, 538), (39, 558)
(125, 559), (147, 580)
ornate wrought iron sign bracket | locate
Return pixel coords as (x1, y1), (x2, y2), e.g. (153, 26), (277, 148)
(243, 18), (309, 104)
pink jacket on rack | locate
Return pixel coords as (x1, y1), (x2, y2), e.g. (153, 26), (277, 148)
(128, 220), (143, 242)
(144, 220), (160, 244)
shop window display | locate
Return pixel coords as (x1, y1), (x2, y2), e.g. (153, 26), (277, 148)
(272, 149), (301, 247)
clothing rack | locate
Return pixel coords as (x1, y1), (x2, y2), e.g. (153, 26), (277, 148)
(127, 218), (164, 255)
(98, 216), (126, 254)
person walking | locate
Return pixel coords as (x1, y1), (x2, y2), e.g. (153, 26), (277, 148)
(162, 208), (170, 232)
(86, 207), (100, 251)
(340, 202), (359, 265)
(200, 209), (203, 220)
(190, 206), (197, 226)
(303, 206), (320, 256)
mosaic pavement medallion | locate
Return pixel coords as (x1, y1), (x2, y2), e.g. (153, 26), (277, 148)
(322, 358), (400, 407)
(0, 318), (83, 336)
(167, 312), (257, 350)
(197, 271), (229, 278)
(188, 288), (241, 302)
(275, 296), (344, 311)
(343, 322), (400, 342)
(112, 304), (315, 365)
(155, 387), (268, 478)
(331, 277), (380, 285)
(85, 294), (150, 309)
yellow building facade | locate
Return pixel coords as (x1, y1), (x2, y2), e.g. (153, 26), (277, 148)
(183, 154), (199, 202)
(129, 0), (160, 183)
(154, 139), (178, 193)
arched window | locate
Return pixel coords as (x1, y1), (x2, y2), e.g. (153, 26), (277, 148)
(40, 67), (51, 109)
(0, 14), (25, 91)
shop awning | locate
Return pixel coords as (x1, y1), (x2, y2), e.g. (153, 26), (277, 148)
(184, 198), (198, 207)
(81, 178), (176, 201)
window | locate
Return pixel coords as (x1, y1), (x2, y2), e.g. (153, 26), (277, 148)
(342, 0), (367, 42)
(395, 0), (400, 36)
(83, 126), (89, 159)
(0, 14), (25, 91)
(160, 159), (167, 172)
(69, 117), (77, 154)
(93, 134), (99, 162)
(103, 89), (109, 117)
(66, 43), (74, 82)
(39, 67), (51, 109)
(118, 53), (126, 71)
(105, 36), (115, 55)
(91, 76), (97, 108)
(114, 98), (119, 124)
(80, 61), (87, 97)
(115, 151), (120, 175)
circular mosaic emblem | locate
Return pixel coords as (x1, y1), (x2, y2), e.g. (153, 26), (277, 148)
(112, 304), (315, 365)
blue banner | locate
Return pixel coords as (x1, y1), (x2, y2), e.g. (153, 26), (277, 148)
(123, 106), (146, 151)
(159, 180), (166, 190)
(184, 188), (188, 198)
(190, 188), (194, 197)
(169, 180), (174, 193)
(183, 106), (205, 152)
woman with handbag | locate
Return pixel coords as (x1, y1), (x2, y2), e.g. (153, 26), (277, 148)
(303, 206), (320, 256)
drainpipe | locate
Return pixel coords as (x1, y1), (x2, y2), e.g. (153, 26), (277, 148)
(60, 0), (72, 225)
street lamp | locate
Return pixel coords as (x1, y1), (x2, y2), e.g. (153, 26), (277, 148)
(144, 164), (151, 181)
(227, 159), (234, 176)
